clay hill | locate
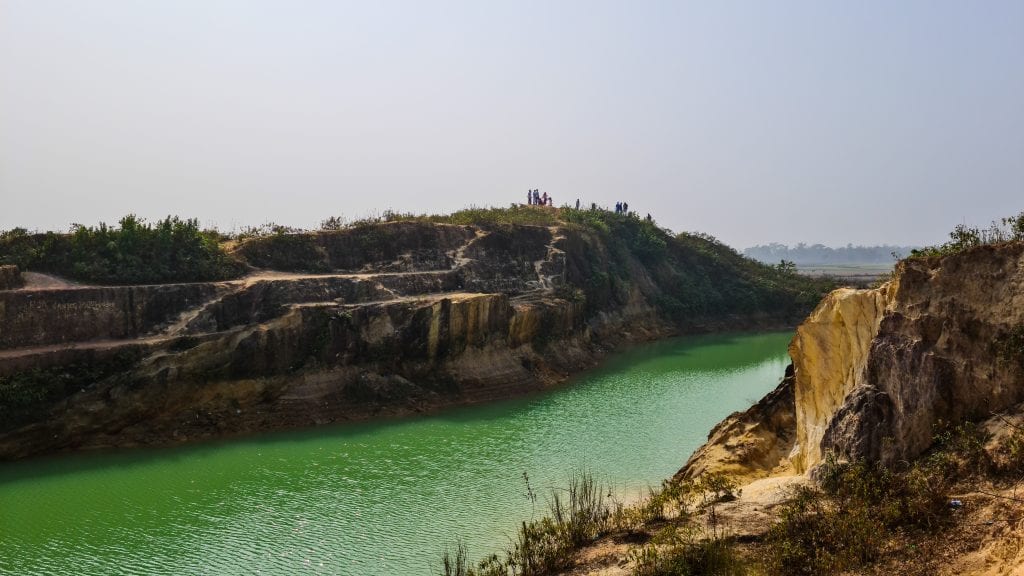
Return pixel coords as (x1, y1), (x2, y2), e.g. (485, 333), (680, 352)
(0, 209), (828, 461)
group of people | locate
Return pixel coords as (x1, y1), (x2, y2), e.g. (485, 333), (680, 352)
(526, 189), (553, 206)
(524, 191), (648, 221)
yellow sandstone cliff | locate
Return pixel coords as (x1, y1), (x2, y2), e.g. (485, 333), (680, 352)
(682, 242), (1024, 479)
(789, 284), (892, 472)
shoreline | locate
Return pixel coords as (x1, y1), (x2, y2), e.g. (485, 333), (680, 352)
(1, 322), (797, 465)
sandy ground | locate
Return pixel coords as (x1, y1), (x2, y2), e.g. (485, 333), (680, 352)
(18, 271), (83, 290)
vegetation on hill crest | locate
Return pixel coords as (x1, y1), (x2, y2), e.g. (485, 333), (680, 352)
(910, 210), (1024, 258)
(0, 215), (245, 284)
(0, 207), (832, 325)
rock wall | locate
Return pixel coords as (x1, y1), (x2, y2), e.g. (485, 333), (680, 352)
(0, 283), (220, 350)
(0, 292), (603, 459)
(788, 286), (892, 472)
(681, 242), (1024, 479)
(0, 219), (822, 461)
(817, 243), (1024, 467)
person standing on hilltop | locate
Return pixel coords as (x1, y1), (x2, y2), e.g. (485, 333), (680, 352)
(548, 195), (554, 207)
(533, 190), (540, 205)
(623, 202), (629, 214)
(541, 191), (548, 206)
(527, 190), (532, 205)
(575, 199), (580, 210)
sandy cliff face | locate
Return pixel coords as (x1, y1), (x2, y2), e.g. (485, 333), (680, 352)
(788, 285), (892, 472)
(819, 243), (1024, 467)
(682, 242), (1024, 478)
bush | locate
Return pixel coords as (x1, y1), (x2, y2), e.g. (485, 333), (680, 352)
(437, 469), (612, 576)
(912, 210), (1024, 258)
(994, 324), (1024, 370)
(0, 348), (144, 431)
(761, 429), (985, 576)
(0, 215), (246, 284)
(631, 525), (746, 576)
(993, 428), (1024, 475)
(761, 485), (883, 575)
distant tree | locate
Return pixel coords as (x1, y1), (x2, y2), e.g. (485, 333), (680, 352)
(777, 259), (797, 273)
(743, 243), (918, 265)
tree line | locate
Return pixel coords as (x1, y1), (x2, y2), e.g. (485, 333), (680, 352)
(743, 243), (917, 266)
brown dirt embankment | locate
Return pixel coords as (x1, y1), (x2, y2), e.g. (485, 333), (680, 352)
(1, 220), (818, 461)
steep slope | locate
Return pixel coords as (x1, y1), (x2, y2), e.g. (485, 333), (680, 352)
(681, 241), (1024, 479)
(0, 214), (828, 460)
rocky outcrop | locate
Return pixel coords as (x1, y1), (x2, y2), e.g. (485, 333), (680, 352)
(0, 283), (220, 349)
(681, 242), (1024, 479)
(676, 366), (796, 482)
(788, 285), (892, 472)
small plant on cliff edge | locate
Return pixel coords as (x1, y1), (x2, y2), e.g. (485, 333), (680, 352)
(630, 524), (746, 576)
(435, 469), (613, 576)
(1003, 211), (1024, 241)
(912, 210), (1024, 258)
(994, 324), (1024, 370)
(929, 419), (992, 479)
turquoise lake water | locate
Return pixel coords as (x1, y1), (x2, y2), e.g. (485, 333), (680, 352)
(0, 331), (792, 575)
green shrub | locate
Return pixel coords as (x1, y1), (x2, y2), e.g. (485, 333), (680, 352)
(0, 215), (246, 284)
(630, 525), (746, 576)
(440, 541), (470, 576)
(0, 349), (144, 430)
(994, 324), (1024, 370)
(763, 434), (979, 576)
(929, 420), (992, 478)
(912, 210), (1024, 258)
(993, 428), (1024, 475)
(762, 485), (883, 576)
(437, 469), (612, 576)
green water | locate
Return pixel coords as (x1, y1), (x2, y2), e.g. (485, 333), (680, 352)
(0, 331), (791, 575)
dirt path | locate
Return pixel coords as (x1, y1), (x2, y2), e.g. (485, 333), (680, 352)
(0, 335), (171, 360)
(17, 272), (85, 290)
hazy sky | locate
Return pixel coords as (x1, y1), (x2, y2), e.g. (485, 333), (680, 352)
(1, 1), (1022, 248)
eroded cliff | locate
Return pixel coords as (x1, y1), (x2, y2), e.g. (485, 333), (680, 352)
(0, 217), (822, 460)
(682, 241), (1024, 479)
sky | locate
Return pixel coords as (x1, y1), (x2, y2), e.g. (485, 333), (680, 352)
(1, 1), (1022, 249)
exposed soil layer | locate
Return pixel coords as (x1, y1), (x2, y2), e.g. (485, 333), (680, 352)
(0, 221), (813, 461)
